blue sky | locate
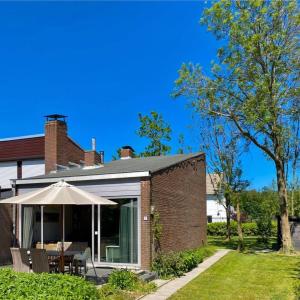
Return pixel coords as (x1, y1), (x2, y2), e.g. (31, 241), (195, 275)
(0, 1), (275, 189)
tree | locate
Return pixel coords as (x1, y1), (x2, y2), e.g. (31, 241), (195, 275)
(174, 0), (299, 253)
(200, 118), (249, 248)
(177, 133), (193, 154)
(137, 111), (172, 157)
(241, 187), (279, 243)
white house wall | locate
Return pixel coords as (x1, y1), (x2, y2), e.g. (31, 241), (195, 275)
(18, 178), (141, 198)
(207, 194), (227, 222)
(22, 160), (45, 179)
(0, 161), (17, 189)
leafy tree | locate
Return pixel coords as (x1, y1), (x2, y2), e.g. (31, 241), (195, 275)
(201, 118), (249, 249)
(177, 133), (193, 154)
(174, 0), (299, 253)
(241, 188), (279, 243)
(137, 111), (172, 157)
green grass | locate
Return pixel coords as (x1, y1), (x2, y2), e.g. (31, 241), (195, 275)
(208, 236), (278, 252)
(169, 237), (300, 300)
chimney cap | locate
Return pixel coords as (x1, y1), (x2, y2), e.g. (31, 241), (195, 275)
(121, 145), (135, 152)
(45, 114), (67, 122)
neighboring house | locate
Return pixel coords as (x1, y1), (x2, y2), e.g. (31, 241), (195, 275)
(206, 174), (227, 223)
(0, 114), (103, 264)
(1, 116), (207, 270)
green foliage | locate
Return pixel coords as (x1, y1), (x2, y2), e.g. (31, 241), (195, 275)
(240, 188), (279, 242)
(137, 111), (172, 157)
(99, 270), (156, 300)
(173, 0), (299, 251)
(152, 246), (216, 278)
(207, 221), (277, 237)
(152, 211), (163, 253)
(108, 269), (138, 291)
(0, 268), (99, 300)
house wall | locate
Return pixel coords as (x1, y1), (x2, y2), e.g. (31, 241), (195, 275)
(140, 179), (151, 269)
(151, 154), (207, 254)
(206, 194), (227, 223)
(0, 162), (17, 189)
(16, 178), (142, 266)
(0, 203), (13, 265)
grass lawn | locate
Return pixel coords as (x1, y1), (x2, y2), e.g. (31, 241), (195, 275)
(169, 236), (300, 300)
(169, 251), (300, 300)
(208, 235), (278, 251)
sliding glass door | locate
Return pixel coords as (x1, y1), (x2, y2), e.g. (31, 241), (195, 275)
(92, 198), (138, 265)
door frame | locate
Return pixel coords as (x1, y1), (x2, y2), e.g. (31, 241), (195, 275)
(91, 196), (141, 269)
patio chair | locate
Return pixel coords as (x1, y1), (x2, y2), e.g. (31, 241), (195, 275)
(31, 248), (55, 273)
(73, 247), (97, 279)
(10, 248), (30, 273)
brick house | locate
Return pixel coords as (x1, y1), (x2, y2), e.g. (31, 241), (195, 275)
(1, 116), (207, 269)
(0, 114), (102, 264)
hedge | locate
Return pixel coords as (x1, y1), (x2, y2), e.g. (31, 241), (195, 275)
(0, 268), (99, 300)
(207, 221), (277, 236)
(152, 245), (216, 278)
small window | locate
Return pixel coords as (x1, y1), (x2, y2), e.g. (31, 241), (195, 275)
(207, 216), (213, 223)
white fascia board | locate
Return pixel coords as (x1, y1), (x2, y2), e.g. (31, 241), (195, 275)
(15, 171), (150, 185)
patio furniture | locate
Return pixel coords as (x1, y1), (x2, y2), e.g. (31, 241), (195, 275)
(57, 241), (72, 251)
(10, 248), (30, 273)
(36, 242), (57, 251)
(1, 180), (116, 266)
(73, 247), (97, 279)
(31, 248), (56, 273)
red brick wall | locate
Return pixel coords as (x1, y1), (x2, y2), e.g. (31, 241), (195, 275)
(45, 120), (99, 173)
(151, 154), (207, 254)
(140, 179), (152, 269)
(84, 151), (102, 166)
(0, 204), (13, 265)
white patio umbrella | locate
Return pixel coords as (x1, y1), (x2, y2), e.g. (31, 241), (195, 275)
(1, 180), (116, 272)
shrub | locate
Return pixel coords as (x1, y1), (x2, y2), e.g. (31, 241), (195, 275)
(207, 221), (277, 237)
(99, 270), (156, 299)
(0, 268), (99, 300)
(108, 269), (138, 291)
(152, 246), (216, 278)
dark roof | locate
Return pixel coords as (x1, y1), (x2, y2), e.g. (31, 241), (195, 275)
(0, 135), (45, 162)
(30, 152), (203, 179)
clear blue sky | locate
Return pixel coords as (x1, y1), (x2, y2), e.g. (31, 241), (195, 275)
(0, 1), (275, 189)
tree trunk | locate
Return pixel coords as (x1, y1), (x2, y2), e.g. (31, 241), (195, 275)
(276, 160), (293, 253)
(236, 200), (244, 251)
(225, 196), (231, 241)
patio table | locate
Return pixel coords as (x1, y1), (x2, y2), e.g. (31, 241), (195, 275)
(46, 250), (82, 273)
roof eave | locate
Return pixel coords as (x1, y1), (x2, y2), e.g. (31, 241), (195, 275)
(150, 152), (205, 174)
(15, 171), (150, 185)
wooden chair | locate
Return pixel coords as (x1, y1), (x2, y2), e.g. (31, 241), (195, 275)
(10, 248), (30, 273)
(30, 248), (52, 273)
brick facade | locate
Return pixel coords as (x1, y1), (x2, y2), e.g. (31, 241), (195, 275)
(45, 120), (101, 173)
(0, 204), (13, 265)
(140, 179), (152, 269)
(150, 154), (206, 254)
(84, 151), (102, 166)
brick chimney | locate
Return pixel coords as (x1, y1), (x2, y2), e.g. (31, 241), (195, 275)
(120, 146), (135, 159)
(84, 138), (103, 166)
(45, 114), (68, 173)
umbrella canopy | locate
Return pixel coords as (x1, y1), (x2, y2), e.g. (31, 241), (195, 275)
(1, 180), (117, 206)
